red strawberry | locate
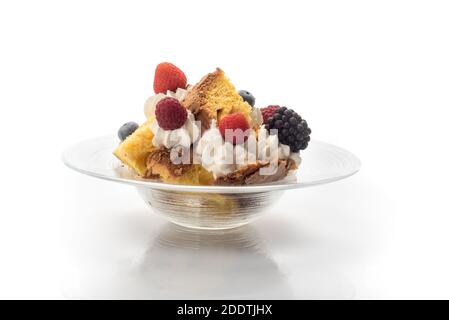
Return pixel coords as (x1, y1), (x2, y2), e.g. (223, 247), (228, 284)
(155, 97), (187, 130)
(261, 105), (280, 124)
(218, 113), (250, 144)
(153, 62), (187, 94)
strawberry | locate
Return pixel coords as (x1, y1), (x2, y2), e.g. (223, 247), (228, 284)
(261, 105), (280, 124)
(155, 97), (187, 130)
(153, 62), (187, 94)
(218, 113), (250, 144)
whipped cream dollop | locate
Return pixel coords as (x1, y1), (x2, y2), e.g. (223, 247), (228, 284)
(195, 120), (236, 178)
(144, 88), (189, 119)
(257, 127), (290, 162)
(195, 122), (301, 178)
(249, 107), (263, 128)
(150, 111), (200, 149)
(256, 127), (301, 171)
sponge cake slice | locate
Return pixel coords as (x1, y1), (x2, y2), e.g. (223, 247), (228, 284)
(182, 68), (252, 130)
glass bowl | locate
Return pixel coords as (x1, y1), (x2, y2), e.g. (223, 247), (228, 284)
(63, 136), (361, 229)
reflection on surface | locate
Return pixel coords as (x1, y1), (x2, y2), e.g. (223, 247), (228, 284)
(61, 215), (358, 299)
(63, 171), (379, 299)
(62, 181), (380, 300)
(62, 220), (296, 299)
(135, 224), (293, 299)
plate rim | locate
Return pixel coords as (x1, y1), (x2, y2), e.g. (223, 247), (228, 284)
(62, 136), (361, 194)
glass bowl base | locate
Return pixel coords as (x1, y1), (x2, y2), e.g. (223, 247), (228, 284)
(137, 187), (284, 230)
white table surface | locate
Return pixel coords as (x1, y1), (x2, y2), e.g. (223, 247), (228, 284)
(1, 0), (448, 299)
(58, 166), (445, 299)
(61, 172), (371, 299)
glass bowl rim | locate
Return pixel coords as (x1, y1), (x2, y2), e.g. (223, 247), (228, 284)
(62, 136), (361, 194)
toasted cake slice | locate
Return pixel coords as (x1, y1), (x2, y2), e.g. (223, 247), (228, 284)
(145, 148), (214, 185)
(144, 147), (297, 186)
(182, 68), (252, 130)
(115, 68), (298, 185)
(215, 159), (297, 185)
(113, 117), (158, 176)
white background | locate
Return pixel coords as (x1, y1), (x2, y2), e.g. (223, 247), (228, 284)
(0, 0), (448, 299)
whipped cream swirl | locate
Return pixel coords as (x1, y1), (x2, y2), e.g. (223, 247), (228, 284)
(257, 127), (291, 163)
(195, 122), (301, 178)
(144, 88), (189, 119)
(150, 111), (200, 149)
(195, 120), (236, 178)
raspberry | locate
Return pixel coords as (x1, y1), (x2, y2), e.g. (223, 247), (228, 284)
(155, 97), (188, 130)
(218, 113), (250, 144)
(261, 105), (280, 124)
(265, 106), (311, 152)
(153, 62), (187, 94)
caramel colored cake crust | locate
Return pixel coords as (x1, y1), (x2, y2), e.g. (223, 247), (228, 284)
(181, 70), (219, 130)
(114, 64), (306, 186)
(145, 148), (215, 185)
(182, 68), (252, 131)
(145, 148), (194, 178)
(145, 147), (297, 186)
(215, 159), (297, 186)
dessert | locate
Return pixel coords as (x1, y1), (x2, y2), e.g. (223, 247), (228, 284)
(182, 68), (252, 131)
(114, 118), (157, 176)
(113, 62), (311, 186)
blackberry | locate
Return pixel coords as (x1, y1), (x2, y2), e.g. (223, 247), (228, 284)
(264, 107), (311, 152)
